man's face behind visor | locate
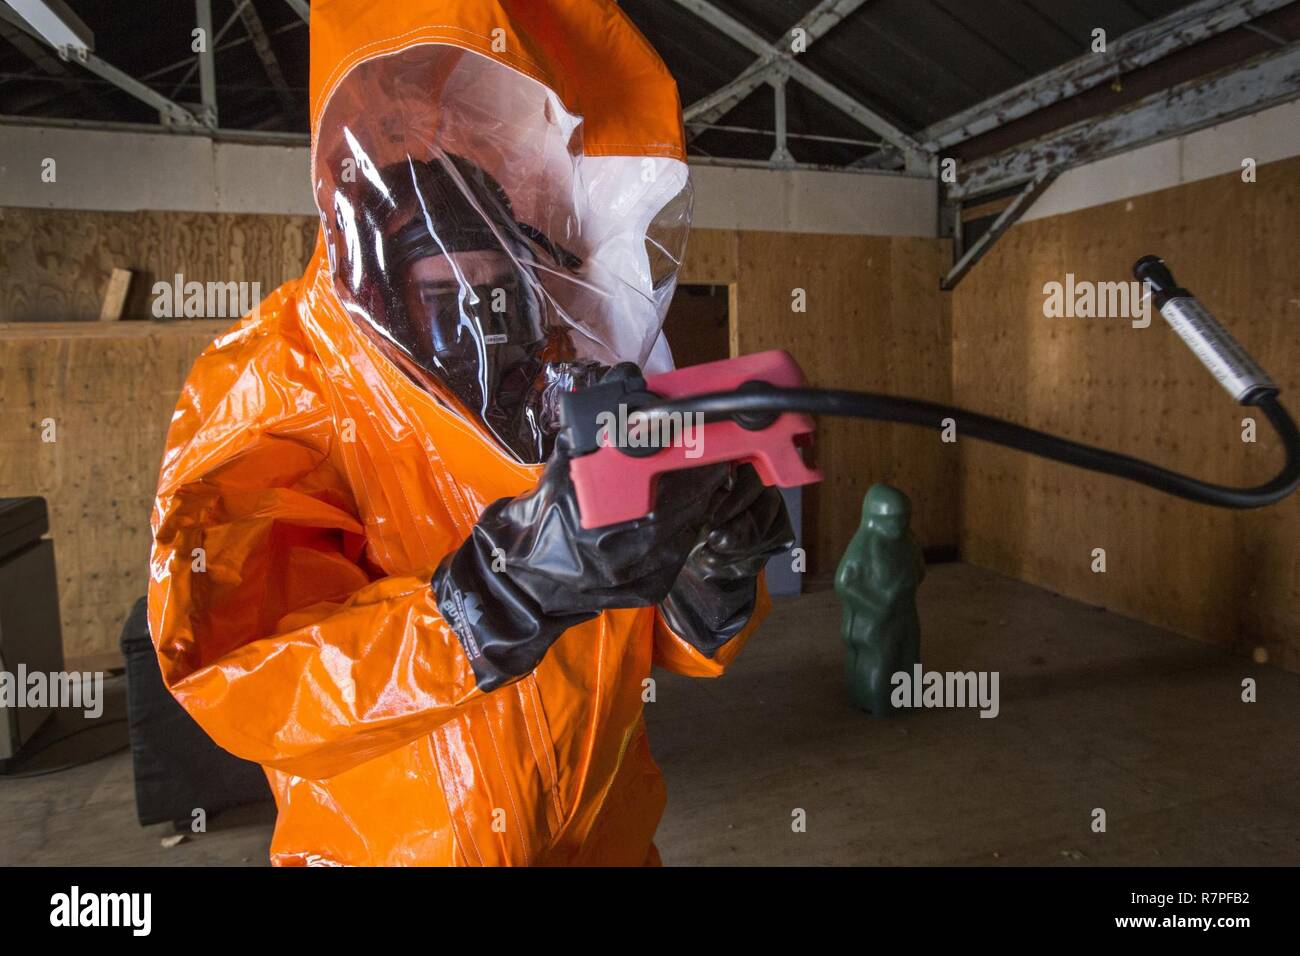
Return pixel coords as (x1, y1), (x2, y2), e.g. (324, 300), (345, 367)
(329, 153), (596, 463)
(392, 219), (552, 458)
(404, 249), (538, 359)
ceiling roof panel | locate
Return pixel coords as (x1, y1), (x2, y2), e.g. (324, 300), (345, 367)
(0, 0), (1280, 165)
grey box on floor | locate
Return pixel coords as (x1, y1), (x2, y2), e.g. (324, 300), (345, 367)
(764, 486), (803, 596)
(0, 498), (64, 761)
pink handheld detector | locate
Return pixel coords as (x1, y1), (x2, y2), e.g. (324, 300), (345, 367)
(560, 351), (823, 530)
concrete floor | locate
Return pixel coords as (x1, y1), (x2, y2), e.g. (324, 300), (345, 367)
(0, 672), (275, 866)
(2, 562), (1297, 866)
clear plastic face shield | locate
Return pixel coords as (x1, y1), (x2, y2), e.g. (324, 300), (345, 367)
(312, 44), (693, 463)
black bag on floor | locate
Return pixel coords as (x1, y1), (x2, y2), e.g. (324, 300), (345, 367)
(120, 597), (272, 827)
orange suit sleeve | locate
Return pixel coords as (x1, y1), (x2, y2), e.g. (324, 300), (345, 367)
(651, 574), (772, 677)
(148, 315), (482, 780)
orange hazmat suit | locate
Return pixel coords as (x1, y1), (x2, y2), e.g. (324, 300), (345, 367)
(149, 0), (776, 866)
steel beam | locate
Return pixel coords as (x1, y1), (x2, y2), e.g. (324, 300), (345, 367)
(4, 0), (91, 51)
(150, 5), (303, 86)
(237, 0), (295, 122)
(0, 15), (64, 76)
(682, 0), (869, 128)
(683, 121), (882, 148)
(168, 0), (245, 99)
(683, 58), (776, 124)
(0, 112), (308, 144)
(784, 56), (928, 166)
(283, 0), (309, 24)
(59, 47), (202, 127)
(195, 0), (218, 128)
(671, 0), (925, 163)
(1242, 20), (1290, 43)
(948, 42), (1300, 201)
(2, 3), (202, 128)
(0, 15), (107, 115)
(941, 171), (1056, 290)
(769, 72), (794, 166)
(856, 0), (1295, 167)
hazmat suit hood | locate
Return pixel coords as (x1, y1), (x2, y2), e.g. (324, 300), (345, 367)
(309, 0), (693, 462)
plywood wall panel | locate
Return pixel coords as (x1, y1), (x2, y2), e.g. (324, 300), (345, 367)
(680, 227), (738, 286)
(731, 231), (957, 570)
(684, 226), (957, 569)
(953, 156), (1300, 670)
(0, 321), (230, 662)
(0, 207), (317, 322)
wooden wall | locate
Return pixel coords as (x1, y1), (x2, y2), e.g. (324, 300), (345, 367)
(0, 321), (228, 666)
(952, 156), (1300, 671)
(1, 210), (955, 663)
(0, 205), (316, 664)
(683, 231), (958, 569)
(0, 206), (316, 322)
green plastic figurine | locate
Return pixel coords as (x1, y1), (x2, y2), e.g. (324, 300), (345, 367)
(834, 484), (925, 715)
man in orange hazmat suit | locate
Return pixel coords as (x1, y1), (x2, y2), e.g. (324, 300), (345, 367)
(148, 0), (791, 865)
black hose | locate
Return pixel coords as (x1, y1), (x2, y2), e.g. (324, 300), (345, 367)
(639, 387), (1300, 510)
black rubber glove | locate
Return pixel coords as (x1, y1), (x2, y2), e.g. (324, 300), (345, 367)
(658, 463), (794, 657)
(433, 432), (729, 691)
